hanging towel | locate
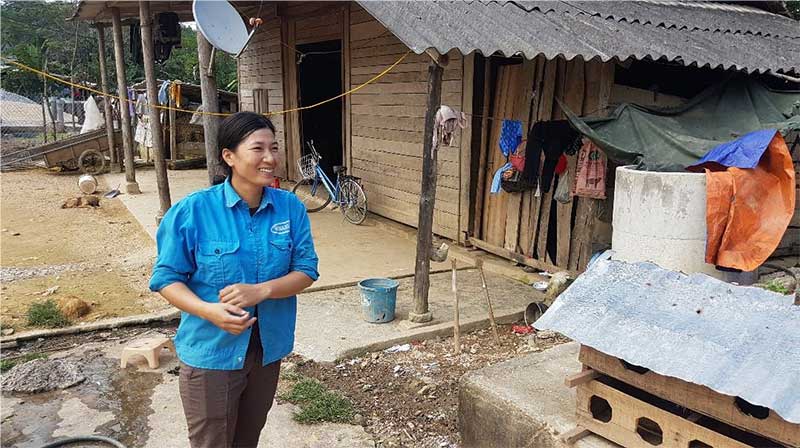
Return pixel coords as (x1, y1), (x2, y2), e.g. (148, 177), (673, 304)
(490, 162), (513, 194)
(433, 105), (468, 148)
(499, 119), (523, 157)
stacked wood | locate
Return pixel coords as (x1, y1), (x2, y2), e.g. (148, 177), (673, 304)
(563, 345), (798, 448)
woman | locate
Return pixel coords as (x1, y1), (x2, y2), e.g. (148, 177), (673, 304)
(150, 112), (318, 448)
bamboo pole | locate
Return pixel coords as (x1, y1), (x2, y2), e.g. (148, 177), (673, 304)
(96, 25), (118, 171)
(111, 7), (140, 194)
(139, 0), (172, 221)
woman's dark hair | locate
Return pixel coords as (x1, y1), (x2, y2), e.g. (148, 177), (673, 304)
(213, 111), (276, 184)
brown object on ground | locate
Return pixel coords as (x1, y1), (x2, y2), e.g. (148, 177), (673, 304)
(451, 258), (460, 355)
(58, 296), (91, 319)
(120, 336), (175, 369)
(476, 260), (500, 345)
(61, 195), (100, 209)
(579, 345), (800, 447)
(561, 426), (591, 445)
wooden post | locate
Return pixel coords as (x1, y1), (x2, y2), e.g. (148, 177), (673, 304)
(410, 57), (445, 323)
(96, 25), (118, 172)
(197, 32), (224, 185)
(452, 258), (460, 354)
(139, 0), (172, 220)
(169, 94), (177, 161)
(111, 7), (140, 194)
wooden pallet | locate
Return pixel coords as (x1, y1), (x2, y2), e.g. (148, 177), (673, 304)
(578, 346), (799, 447)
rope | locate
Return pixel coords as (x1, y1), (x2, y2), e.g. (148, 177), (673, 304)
(0, 50), (411, 118)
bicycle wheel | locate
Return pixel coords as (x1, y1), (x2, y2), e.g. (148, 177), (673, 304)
(292, 178), (331, 212)
(339, 178), (368, 225)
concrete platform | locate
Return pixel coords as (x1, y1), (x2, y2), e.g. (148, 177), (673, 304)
(459, 342), (618, 448)
(296, 268), (543, 363)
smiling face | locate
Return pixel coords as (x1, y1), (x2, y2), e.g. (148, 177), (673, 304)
(221, 128), (279, 188)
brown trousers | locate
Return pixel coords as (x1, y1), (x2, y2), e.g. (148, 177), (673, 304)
(179, 328), (281, 448)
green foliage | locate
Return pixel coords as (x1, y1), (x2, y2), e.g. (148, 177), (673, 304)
(280, 378), (355, 424)
(1, 1), (237, 101)
(27, 299), (71, 328)
(0, 353), (49, 373)
(761, 279), (791, 295)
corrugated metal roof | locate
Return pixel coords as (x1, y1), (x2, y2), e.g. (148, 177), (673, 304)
(356, 0), (800, 75)
(533, 256), (800, 424)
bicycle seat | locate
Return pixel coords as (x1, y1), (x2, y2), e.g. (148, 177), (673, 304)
(333, 165), (346, 174)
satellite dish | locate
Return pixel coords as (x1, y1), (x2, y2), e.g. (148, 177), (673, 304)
(193, 0), (260, 58)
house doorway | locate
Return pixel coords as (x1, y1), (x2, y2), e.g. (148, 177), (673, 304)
(296, 40), (343, 179)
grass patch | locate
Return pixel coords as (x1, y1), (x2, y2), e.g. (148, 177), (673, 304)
(27, 299), (71, 328)
(761, 279), (791, 295)
(280, 378), (354, 424)
(0, 353), (48, 373)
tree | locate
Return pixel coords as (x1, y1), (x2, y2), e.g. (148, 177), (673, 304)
(1, 1), (237, 101)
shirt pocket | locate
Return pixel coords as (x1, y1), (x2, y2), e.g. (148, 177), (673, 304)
(268, 239), (293, 278)
(196, 241), (243, 289)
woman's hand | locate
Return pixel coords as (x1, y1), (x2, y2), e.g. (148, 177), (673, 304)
(219, 283), (268, 308)
(201, 302), (256, 335)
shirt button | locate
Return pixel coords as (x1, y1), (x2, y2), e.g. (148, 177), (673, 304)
(214, 249), (221, 254)
(238, 357), (243, 362)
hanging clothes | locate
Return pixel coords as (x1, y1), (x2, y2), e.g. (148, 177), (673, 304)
(490, 162), (513, 194)
(522, 120), (580, 188)
(572, 138), (607, 199)
(433, 105), (468, 147)
(158, 80), (171, 105)
(499, 119), (523, 157)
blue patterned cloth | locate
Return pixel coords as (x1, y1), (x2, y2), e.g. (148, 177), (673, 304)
(499, 119), (523, 157)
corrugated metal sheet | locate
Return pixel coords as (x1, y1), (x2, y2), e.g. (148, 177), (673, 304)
(533, 256), (800, 424)
(356, 0), (800, 75)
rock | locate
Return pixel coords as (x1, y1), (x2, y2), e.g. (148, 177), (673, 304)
(353, 413), (366, 426)
(362, 384), (373, 392)
(11, 232), (20, 237)
(58, 297), (91, 319)
(371, 352), (380, 361)
(1, 328), (14, 336)
(417, 385), (434, 395)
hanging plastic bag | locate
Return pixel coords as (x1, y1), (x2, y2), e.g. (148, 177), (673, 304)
(554, 169), (572, 203)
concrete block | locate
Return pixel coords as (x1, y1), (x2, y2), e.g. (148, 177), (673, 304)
(612, 166), (723, 279)
(458, 342), (617, 448)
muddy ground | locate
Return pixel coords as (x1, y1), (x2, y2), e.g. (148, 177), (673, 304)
(0, 169), (169, 332)
(287, 323), (569, 448)
(2, 320), (565, 448)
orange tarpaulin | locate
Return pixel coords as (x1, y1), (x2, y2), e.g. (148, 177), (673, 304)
(694, 133), (795, 271)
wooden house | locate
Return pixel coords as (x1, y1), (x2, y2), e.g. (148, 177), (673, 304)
(235, 0), (799, 273)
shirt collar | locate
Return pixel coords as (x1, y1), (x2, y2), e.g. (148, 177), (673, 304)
(223, 177), (273, 211)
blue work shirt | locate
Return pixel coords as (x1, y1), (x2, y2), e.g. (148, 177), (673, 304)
(149, 178), (319, 370)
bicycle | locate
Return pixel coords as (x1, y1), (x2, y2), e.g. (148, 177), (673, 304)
(292, 140), (368, 225)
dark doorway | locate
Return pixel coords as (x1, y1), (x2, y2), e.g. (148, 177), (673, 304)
(296, 40), (343, 179)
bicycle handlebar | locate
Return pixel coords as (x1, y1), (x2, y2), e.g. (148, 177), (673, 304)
(306, 140), (321, 161)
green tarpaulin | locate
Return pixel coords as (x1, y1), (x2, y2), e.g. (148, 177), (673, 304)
(563, 77), (800, 170)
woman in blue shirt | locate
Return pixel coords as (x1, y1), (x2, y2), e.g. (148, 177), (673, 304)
(150, 112), (319, 447)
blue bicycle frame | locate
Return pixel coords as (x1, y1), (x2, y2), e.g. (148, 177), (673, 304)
(308, 165), (342, 205)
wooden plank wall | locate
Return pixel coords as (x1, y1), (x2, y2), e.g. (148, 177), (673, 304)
(237, 6), (286, 177)
(348, 4), (463, 239)
(475, 57), (615, 272)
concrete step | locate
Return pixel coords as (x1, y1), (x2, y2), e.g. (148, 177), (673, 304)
(458, 342), (618, 448)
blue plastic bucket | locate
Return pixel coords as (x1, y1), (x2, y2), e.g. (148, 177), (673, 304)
(358, 278), (399, 323)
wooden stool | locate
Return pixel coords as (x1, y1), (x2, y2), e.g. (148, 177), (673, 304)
(120, 337), (175, 369)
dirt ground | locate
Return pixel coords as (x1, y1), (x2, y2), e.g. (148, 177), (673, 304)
(0, 169), (170, 333)
(285, 322), (569, 448)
